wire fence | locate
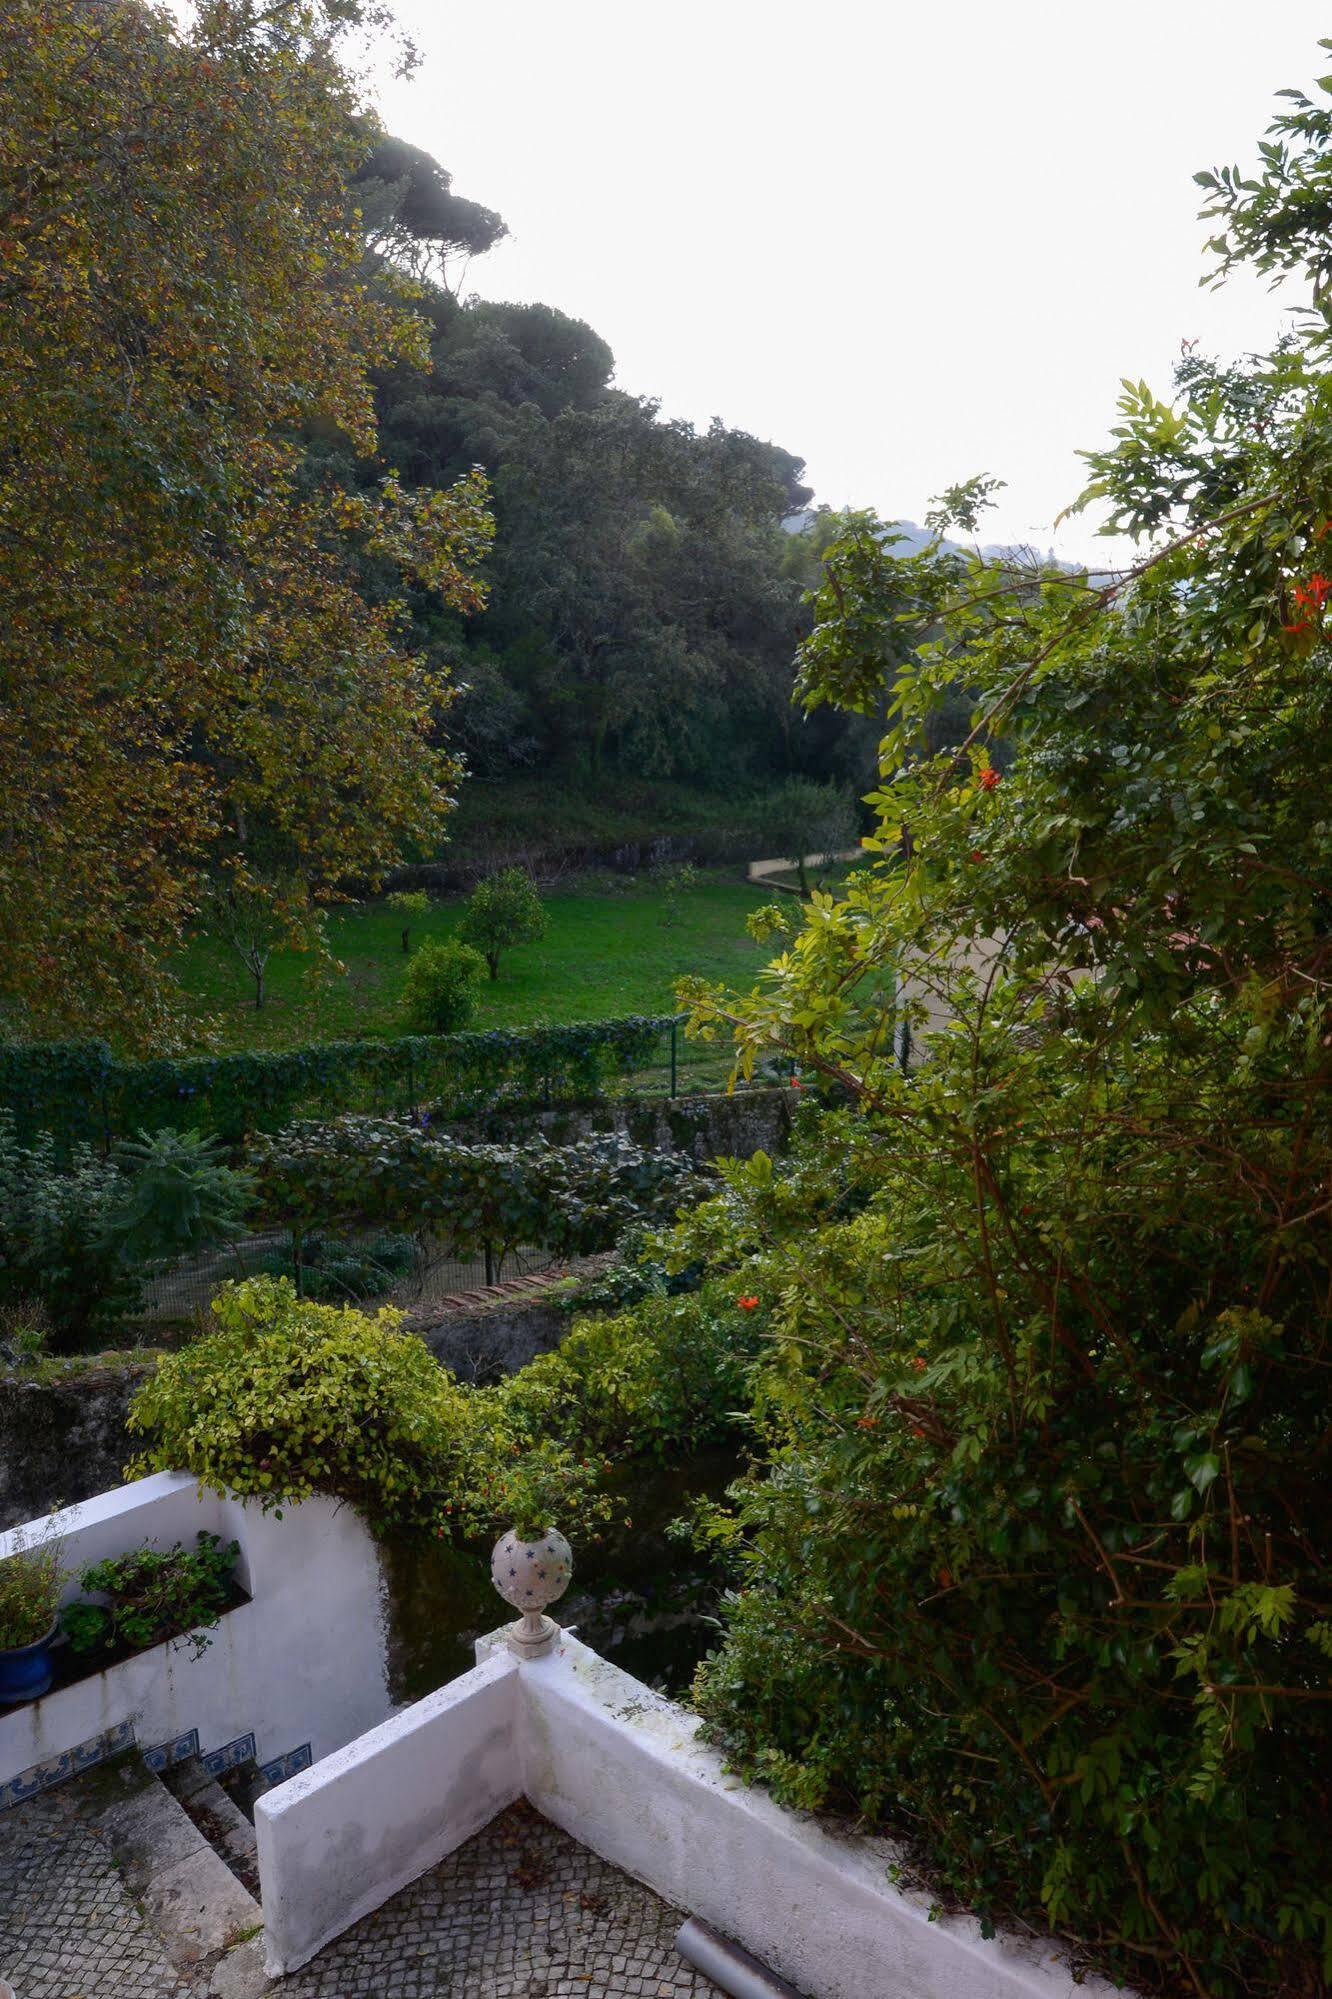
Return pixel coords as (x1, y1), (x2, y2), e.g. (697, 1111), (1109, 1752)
(0, 1015), (753, 1157)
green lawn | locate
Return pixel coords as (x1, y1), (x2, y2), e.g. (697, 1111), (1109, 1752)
(173, 871), (773, 1058)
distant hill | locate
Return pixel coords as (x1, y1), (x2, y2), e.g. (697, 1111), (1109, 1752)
(781, 509), (1073, 571)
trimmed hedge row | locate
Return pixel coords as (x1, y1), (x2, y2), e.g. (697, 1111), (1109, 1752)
(0, 1018), (671, 1151)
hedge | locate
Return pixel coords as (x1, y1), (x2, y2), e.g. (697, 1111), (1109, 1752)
(0, 1018), (671, 1152)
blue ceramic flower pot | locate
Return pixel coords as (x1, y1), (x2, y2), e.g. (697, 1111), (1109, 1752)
(0, 1621), (59, 1704)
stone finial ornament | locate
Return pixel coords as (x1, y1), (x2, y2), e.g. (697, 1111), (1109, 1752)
(491, 1525), (572, 1659)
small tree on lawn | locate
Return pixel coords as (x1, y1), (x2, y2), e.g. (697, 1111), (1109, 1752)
(387, 890), (430, 955)
(459, 868), (547, 981)
(203, 871), (315, 1011)
(761, 778), (856, 893)
(400, 938), (484, 1032)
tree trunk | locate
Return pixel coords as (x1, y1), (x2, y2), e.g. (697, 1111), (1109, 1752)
(487, 952), (500, 980)
(252, 960), (266, 1009)
(401, 927), (410, 954)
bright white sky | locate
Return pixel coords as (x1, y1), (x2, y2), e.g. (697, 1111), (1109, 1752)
(377, 2), (1325, 561)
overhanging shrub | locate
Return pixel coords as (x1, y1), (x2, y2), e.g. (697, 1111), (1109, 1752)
(665, 70), (1332, 1990)
(127, 1275), (602, 1535)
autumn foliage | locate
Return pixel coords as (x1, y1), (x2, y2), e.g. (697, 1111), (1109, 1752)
(0, 0), (492, 1043)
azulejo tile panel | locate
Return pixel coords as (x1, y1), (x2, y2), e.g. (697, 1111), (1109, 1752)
(259, 1741), (312, 1787)
(202, 1730), (256, 1777)
(142, 1726), (200, 1773)
(1, 1718), (136, 1811)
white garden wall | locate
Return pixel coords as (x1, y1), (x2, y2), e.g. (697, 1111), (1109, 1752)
(256, 1626), (1126, 1999)
(256, 1649), (520, 1972)
(0, 1472), (391, 1804)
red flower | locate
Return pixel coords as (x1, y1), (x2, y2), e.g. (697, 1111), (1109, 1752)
(1283, 620), (1312, 635)
(856, 1414), (879, 1431)
(737, 1294), (759, 1311)
(939, 1567), (953, 1589)
(911, 1356), (927, 1373)
(978, 767), (1001, 792)
(790, 1073), (803, 1089)
(1294, 572), (1332, 609)
(970, 849), (985, 863)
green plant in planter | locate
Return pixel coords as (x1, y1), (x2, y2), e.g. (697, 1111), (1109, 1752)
(0, 1528), (65, 1651)
(502, 1447), (609, 1543)
(62, 1532), (239, 1663)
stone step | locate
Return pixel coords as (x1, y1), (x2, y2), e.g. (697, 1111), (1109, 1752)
(166, 1757), (260, 1899)
(67, 1751), (271, 1997)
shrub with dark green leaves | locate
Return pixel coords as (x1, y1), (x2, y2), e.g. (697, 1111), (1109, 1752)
(0, 1113), (136, 1342)
(250, 1116), (701, 1268)
(0, 1017), (669, 1149)
(499, 1283), (761, 1459)
(399, 938), (485, 1034)
(110, 1128), (251, 1264)
(0, 1113), (253, 1347)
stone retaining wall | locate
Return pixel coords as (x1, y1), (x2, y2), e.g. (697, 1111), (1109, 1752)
(455, 1084), (793, 1165)
(0, 1362), (154, 1533)
(416, 1295), (569, 1383)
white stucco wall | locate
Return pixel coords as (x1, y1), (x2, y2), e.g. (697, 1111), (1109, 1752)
(256, 1649), (520, 1975)
(0, 1473), (391, 1792)
(256, 1626), (1128, 1999)
(519, 1635), (1120, 1999)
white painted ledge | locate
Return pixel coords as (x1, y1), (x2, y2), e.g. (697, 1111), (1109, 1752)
(257, 1626), (1129, 1999)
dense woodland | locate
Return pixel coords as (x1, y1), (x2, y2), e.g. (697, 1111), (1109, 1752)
(344, 137), (873, 799)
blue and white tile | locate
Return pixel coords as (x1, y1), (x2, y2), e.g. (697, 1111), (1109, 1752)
(201, 1730), (255, 1777)
(141, 1725), (198, 1773)
(0, 1722), (136, 1810)
(259, 1741), (312, 1786)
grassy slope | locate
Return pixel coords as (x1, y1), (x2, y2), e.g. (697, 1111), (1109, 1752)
(172, 872), (772, 1055)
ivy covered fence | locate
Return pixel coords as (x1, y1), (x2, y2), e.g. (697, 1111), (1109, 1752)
(0, 1016), (678, 1152)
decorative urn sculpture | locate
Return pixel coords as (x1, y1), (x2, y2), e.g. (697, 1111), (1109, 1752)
(491, 1523), (572, 1659)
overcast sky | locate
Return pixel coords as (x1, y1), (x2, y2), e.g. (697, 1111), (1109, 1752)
(377, 3), (1325, 561)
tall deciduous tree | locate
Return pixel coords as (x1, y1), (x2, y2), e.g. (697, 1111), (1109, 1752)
(0, 0), (493, 1045)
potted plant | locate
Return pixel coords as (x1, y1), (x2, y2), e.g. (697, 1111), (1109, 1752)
(0, 1524), (65, 1703)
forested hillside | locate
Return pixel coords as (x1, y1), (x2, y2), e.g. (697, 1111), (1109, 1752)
(341, 140), (876, 808)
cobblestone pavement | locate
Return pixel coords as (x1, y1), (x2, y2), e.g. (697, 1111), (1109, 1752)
(0, 1786), (188, 1998)
(283, 1800), (724, 1999)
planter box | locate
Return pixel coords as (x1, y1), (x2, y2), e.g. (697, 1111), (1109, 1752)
(0, 1474), (391, 1809)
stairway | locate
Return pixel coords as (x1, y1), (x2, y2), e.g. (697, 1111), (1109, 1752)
(73, 1751), (271, 1996)
(165, 1757), (261, 1901)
